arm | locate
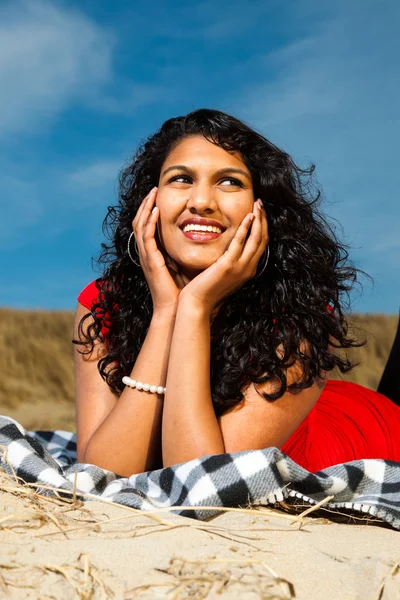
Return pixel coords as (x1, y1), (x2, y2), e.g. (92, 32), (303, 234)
(75, 301), (176, 476)
(162, 299), (325, 467)
(76, 186), (190, 476)
(218, 348), (325, 452)
(162, 199), (324, 467)
(162, 302), (224, 465)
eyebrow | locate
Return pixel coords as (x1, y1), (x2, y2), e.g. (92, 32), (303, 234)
(161, 164), (251, 181)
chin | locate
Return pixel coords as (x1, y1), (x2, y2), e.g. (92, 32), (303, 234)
(171, 249), (219, 270)
(180, 260), (212, 273)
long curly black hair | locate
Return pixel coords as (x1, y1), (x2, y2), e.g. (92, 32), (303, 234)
(74, 108), (364, 413)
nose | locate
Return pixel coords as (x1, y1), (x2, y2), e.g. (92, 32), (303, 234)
(186, 181), (218, 214)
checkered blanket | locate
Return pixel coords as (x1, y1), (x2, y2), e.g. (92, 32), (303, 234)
(1, 416), (399, 529)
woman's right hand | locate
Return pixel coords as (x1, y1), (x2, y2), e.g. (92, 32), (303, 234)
(132, 187), (190, 313)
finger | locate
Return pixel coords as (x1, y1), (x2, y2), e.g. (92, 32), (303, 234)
(240, 200), (264, 262)
(132, 189), (152, 230)
(224, 213), (255, 261)
(142, 206), (161, 256)
(132, 187), (157, 232)
(261, 202), (269, 246)
(132, 192), (152, 236)
(135, 189), (158, 253)
(257, 200), (269, 253)
(248, 202), (269, 275)
(134, 187), (157, 233)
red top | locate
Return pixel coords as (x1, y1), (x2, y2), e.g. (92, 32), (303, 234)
(78, 279), (400, 471)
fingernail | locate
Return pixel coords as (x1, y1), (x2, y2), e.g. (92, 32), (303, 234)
(152, 206), (157, 214)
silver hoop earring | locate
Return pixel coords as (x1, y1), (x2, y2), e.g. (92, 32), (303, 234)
(254, 246), (270, 279)
(127, 231), (141, 268)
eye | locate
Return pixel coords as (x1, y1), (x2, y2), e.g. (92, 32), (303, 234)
(168, 174), (244, 187)
(168, 174), (192, 184)
(219, 178), (243, 187)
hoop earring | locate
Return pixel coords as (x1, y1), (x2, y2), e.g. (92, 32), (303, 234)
(127, 231), (141, 268)
(254, 246), (270, 279)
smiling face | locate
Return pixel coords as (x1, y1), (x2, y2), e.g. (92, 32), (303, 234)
(155, 135), (255, 279)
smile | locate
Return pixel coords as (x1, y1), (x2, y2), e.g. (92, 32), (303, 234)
(182, 224), (223, 233)
(181, 229), (223, 241)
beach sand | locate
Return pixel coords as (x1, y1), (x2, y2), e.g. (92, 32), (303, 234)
(0, 470), (399, 599)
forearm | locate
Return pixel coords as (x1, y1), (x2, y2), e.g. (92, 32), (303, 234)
(83, 309), (176, 476)
(162, 301), (225, 467)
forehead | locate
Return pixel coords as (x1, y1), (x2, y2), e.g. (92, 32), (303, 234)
(163, 135), (247, 170)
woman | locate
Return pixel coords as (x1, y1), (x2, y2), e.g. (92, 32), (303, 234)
(74, 109), (400, 478)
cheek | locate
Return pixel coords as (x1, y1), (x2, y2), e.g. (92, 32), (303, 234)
(156, 192), (185, 226)
(156, 188), (186, 208)
(237, 208), (251, 224)
(158, 212), (178, 237)
(223, 194), (254, 221)
(156, 208), (181, 251)
(228, 206), (253, 229)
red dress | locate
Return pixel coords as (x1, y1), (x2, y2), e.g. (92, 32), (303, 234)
(78, 280), (400, 472)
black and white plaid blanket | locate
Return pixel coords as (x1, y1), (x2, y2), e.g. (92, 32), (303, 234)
(1, 415), (399, 529)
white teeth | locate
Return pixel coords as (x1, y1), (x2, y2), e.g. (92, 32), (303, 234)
(182, 224), (222, 233)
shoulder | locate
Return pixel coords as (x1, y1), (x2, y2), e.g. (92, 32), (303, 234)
(77, 279), (103, 311)
(76, 279), (115, 344)
(74, 280), (103, 346)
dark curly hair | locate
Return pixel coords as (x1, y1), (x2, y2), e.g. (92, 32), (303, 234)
(74, 108), (364, 414)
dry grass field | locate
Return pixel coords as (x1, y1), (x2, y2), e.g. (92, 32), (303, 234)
(0, 308), (76, 431)
(0, 308), (397, 432)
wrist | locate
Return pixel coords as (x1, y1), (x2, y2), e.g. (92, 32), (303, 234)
(177, 294), (212, 320)
(152, 305), (178, 324)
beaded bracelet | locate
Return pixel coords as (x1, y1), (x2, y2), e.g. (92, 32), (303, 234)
(122, 376), (166, 395)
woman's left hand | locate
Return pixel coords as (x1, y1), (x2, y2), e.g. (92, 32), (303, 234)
(179, 199), (268, 316)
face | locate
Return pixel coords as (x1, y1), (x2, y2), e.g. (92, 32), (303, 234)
(155, 135), (255, 279)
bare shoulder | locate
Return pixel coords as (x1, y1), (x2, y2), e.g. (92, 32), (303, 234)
(217, 340), (326, 453)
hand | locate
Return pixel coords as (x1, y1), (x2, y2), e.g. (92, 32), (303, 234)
(132, 187), (190, 312)
(179, 199), (268, 316)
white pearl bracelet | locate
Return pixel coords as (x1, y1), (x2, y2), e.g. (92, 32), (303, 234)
(122, 376), (166, 395)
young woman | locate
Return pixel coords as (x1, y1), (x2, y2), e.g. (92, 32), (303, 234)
(74, 109), (400, 478)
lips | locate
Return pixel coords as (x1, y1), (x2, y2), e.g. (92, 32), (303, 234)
(181, 229), (222, 241)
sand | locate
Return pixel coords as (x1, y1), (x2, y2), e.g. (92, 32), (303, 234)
(0, 470), (399, 599)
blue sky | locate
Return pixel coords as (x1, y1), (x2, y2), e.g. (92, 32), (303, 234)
(1, 0), (399, 313)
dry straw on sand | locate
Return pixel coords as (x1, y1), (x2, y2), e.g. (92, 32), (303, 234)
(0, 310), (399, 597)
(0, 464), (303, 599)
(1, 450), (400, 599)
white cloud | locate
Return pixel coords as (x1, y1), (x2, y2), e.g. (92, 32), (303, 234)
(241, 8), (398, 143)
(68, 159), (122, 191)
(234, 0), (399, 268)
(228, 0), (400, 311)
(0, 0), (176, 136)
(0, 1), (168, 249)
(0, 0), (113, 135)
